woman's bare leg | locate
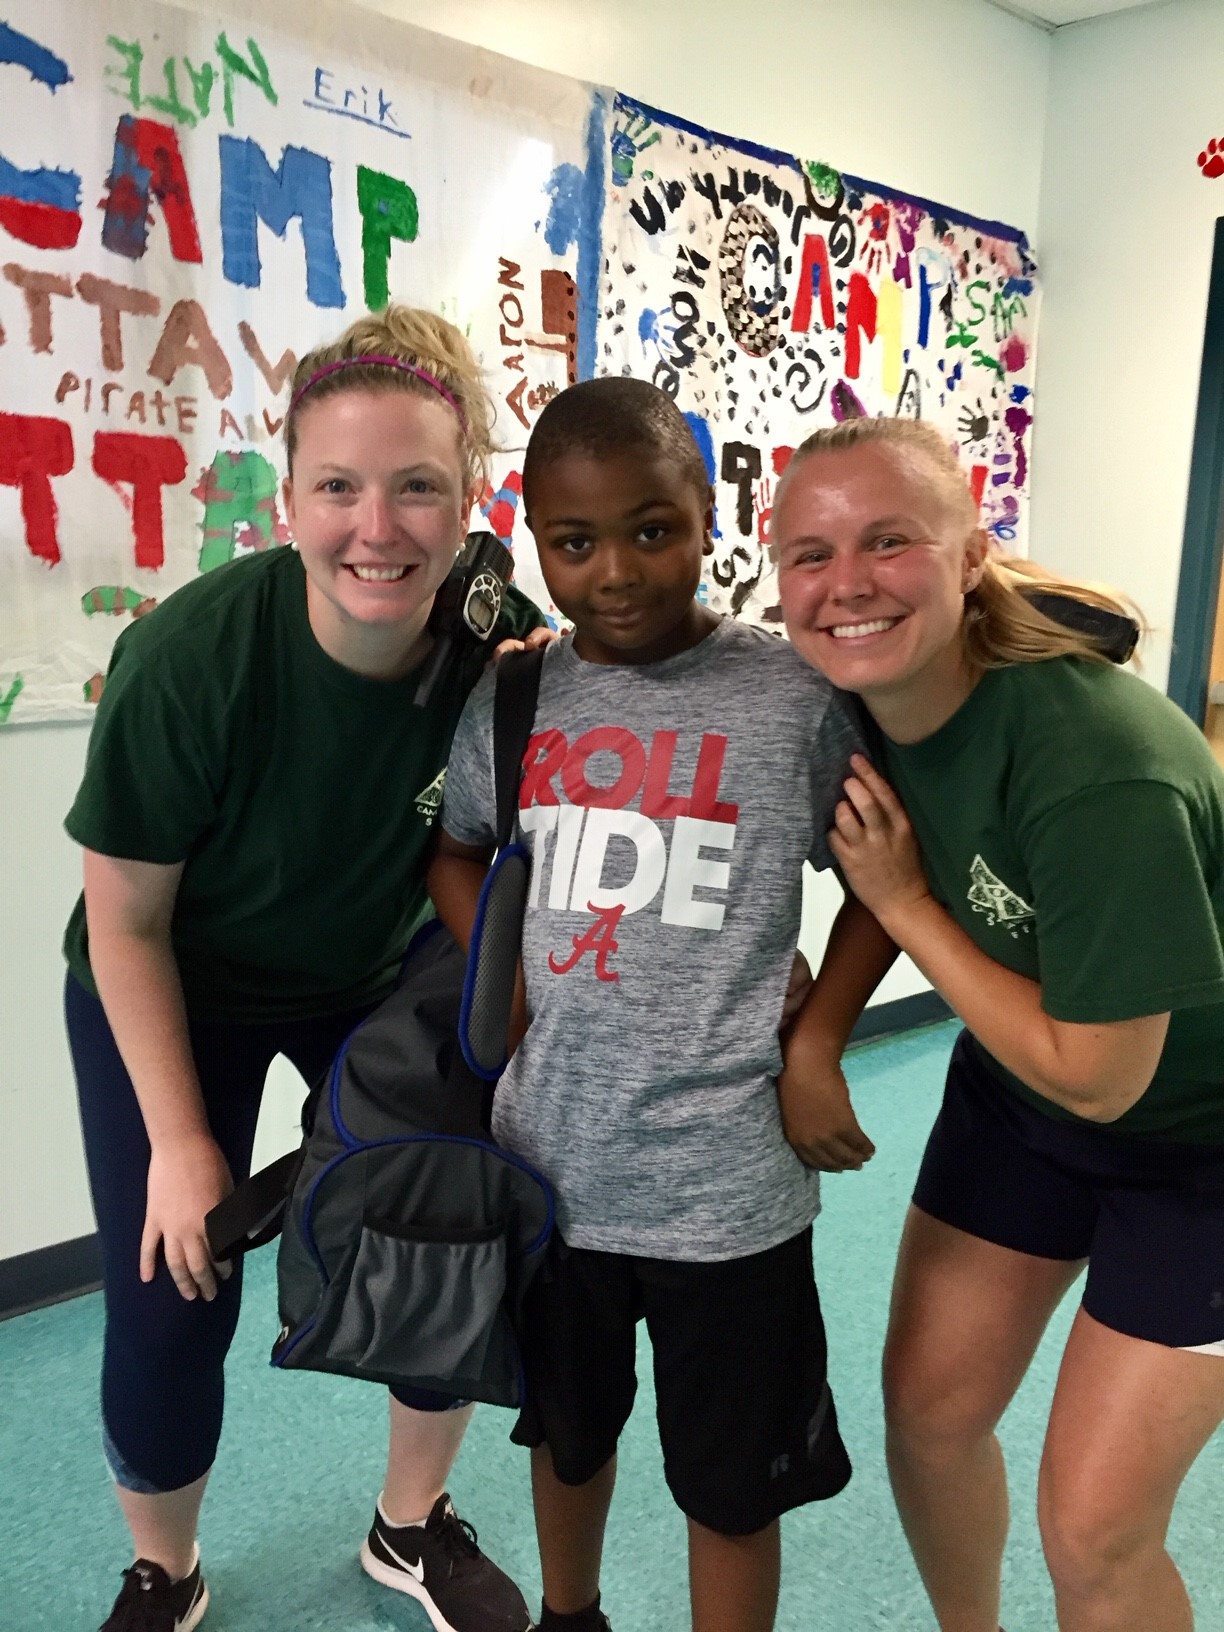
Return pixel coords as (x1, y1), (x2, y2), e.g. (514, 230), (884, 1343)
(883, 1206), (1084, 1632)
(1039, 1310), (1224, 1632)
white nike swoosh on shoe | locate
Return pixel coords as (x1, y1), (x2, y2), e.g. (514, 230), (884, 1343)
(177, 1579), (209, 1632)
(377, 1536), (426, 1582)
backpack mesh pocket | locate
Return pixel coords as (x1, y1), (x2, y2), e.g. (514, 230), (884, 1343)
(291, 1216), (522, 1403)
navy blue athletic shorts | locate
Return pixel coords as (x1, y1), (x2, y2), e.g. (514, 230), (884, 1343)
(914, 1030), (1224, 1353)
(510, 1226), (852, 1535)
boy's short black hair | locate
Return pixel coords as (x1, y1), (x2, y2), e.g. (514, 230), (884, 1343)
(522, 377), (711, 514)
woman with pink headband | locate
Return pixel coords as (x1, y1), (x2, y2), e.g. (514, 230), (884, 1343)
(63, 304), (547, 1632)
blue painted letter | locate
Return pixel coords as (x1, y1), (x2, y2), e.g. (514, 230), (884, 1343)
(219, 135), (344, 309)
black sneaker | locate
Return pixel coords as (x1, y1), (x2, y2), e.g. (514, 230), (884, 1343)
(361, 1493), (533, 1632)
(539, 1606), (612, 1632)
(100, 1553), (208, 1631)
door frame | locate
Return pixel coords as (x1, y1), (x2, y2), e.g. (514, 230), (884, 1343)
(1169, 216), (1224, 722)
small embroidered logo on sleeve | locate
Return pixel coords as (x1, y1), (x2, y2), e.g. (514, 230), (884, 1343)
(968, 854), (1035, 936)
(414, 769), (447, 825)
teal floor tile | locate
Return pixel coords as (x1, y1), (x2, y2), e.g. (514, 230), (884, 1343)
(2, 1022), (1220, 1630)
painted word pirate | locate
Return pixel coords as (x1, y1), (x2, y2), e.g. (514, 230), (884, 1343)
(520, 725), (740, 976)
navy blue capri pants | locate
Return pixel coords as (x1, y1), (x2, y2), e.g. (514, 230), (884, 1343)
(66, 973), (452, 1495)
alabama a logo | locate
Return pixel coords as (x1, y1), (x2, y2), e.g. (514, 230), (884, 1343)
(967, 854), (1035, 935)
(414, 769), (446, 825)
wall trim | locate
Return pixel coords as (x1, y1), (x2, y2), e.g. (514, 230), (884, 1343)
(848, 988), (953, 1046)
(0, 1233), (101, 1322)
(2, 994), (952, 1320)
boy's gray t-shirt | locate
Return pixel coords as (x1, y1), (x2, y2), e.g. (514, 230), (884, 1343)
(441, 617), (863, 1261)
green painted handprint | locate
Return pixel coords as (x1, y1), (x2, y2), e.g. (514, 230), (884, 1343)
(610, 109), (660, 187)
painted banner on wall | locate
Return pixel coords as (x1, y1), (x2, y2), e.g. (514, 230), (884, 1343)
(0, 1), (1038, 723)
(599, 97), (1038, 626)
(0, 0), (601, 721)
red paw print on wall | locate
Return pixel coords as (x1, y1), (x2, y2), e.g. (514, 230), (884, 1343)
(1198, 139), (1224, 178)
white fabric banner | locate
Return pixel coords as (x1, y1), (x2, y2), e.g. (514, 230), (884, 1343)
(0, 0), (602, 720)
(0, 2), (1038, 722)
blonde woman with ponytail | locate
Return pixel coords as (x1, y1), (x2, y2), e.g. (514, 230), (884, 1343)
(64, 304), (546, 1632)
(772, 418), (1224, 1632)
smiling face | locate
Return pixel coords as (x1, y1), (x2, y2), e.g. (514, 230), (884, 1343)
(527, 448), (716, 666)
(283, 387), (470, 674)
(772, 440), (987, 739)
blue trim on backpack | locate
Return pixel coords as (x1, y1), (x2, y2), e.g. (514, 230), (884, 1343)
(459, 842), (531, 1082)
(326, 1043), (361, 1153)
(275, 909), (552, 1382)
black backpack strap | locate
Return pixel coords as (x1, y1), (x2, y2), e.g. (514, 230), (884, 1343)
(492, 645), (546, 850)
(205, 1146), (305, 1264)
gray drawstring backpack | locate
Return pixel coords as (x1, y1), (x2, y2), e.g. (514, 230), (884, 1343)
(207, 647), (549, 1408)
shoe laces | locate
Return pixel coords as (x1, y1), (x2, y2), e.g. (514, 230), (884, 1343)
(431, 1506), (481, 1575)
(106, 1563), (177, 1631)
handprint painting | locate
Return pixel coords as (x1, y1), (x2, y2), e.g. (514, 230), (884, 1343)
(598, 96), (1039, 627)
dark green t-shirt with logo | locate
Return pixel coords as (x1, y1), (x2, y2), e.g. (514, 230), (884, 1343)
(876, 658), (1224, 1143)
(64, 546), (542, 1022)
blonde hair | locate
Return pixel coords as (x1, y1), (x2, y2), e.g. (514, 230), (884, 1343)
(779, 418), (1144, 669)
(285, 304), (493, 491)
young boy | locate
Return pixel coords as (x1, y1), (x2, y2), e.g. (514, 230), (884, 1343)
(428, 379), (896, 1632)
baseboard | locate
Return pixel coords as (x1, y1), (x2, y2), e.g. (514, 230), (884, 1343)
(2, 996), (951, 1320)
(848, 988), (953, 1046)
(0, 1233), (102, 1321)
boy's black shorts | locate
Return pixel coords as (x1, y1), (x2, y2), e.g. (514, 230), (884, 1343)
(510, 1225), (852, 1535)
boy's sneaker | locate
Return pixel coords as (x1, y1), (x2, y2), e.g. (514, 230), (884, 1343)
(361, 1493), (533, 1632)
(100, 1553), (208, 1631)
(539, 1607), (612, 1632)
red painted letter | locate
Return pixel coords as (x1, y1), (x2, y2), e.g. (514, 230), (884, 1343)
(792, 235), (835, 334)
(639, 732), (690, 820)
(689, 734), (739, 823)
(92, 432), (188, 569)
(102, 116), (203, 264)
(844, 273), (877, 380)
(520, 730), (568, 808)
(0, 412), (73, 564)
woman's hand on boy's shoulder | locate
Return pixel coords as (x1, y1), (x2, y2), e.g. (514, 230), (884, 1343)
(491, 624), (558, 663)
(777, 1046), (875, 1173)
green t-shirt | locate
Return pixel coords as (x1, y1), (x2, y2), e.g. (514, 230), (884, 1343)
(64, 546), (542, 1022)
(876, 658), (1224, 1143)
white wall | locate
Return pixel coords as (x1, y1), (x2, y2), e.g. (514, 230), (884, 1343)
(3, 728), (98, 1257)
(358, 0), (1051, 234)
(0, 725), (309, 1261)
(1032, 0), (1224, 685)
(2, 0), (1051, 1262)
